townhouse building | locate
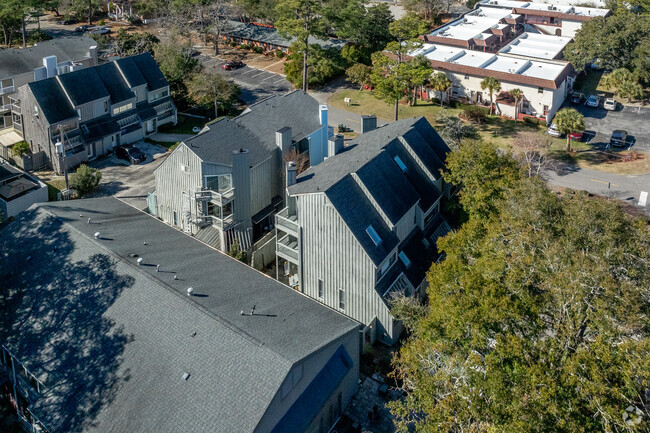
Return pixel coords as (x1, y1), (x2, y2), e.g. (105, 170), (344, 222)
(0, 36), (98, 133)
(478, 0), (610, 37)
(153, 91), (330, 253)
(16, 52), (176, 172)
(0, 197), (359, 433)
(276, 116), (453, 345)
(0, 161), (47, 220)
(410, 42), (574, 122)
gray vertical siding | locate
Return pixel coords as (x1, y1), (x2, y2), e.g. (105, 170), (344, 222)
(250, 155), (279, 216)
(297, 193), (393, 340)
(154, 143), (204, 232)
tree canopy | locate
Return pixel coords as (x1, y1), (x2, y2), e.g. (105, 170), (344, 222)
(390, 140), (650, 433)
(563, 13), (650, 76)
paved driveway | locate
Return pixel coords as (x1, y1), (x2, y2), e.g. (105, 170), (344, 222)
(197, 55), (293, 104)
(564, 101), (650, 152)
(88, 141), (169, 210)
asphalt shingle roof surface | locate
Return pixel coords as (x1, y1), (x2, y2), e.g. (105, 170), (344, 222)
(289, 117), (450, 265)
(56, 67), (111, 106)
(0, 36), (96, 78)
(0, 197), (358, 433)
(28, 78), (77, 124)
(115, 53), (169, 90)
(184, 91), (323, 166)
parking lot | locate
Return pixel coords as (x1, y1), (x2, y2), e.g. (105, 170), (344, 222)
(198, 55), (293, 104)
(87, 141), (169, 210)
(564, 101), (650, 152)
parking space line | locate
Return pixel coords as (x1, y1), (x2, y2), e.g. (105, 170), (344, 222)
(273, 77), (287, 85)
(250, 72), (267, 79)
(239, 69), (257, 75)
(590, 179), (618, 187)
(261, 75), (277, 82)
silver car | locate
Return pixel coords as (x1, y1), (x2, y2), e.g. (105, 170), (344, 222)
(546, 123), (562, 137)
(585, 95), (600, 108)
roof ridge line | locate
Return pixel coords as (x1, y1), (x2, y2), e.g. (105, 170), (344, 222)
(38, 205), (293, 364)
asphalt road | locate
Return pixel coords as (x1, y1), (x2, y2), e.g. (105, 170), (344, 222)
(563, 101), (650, 152)
(197, 55), (293, 104)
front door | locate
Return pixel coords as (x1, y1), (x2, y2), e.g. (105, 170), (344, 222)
(87, 143), (95, 159)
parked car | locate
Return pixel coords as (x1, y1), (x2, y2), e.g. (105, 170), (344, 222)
(75, 24), (91, 32)
(546, 123), (562, 137)
(116, 144), (147, 164)
(609, 130), (628, 147)
(60, 18), (78, 25)
(585, 95), (600, 108)
(570, 92), (585, 104)
(590, 60), (604, 71)
(221, 60), (244, 70)
(569, 131), (584, 141)
(604, 98), (617, 111)
(90, 26), (111, 35)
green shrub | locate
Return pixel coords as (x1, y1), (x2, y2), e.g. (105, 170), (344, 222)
(461, 106), (488, 124)
(70, 164), (102, 196)
(98, 19), (105, 25)
(28, 29), (52, 44)
(252, 46), (264, 54)
(12, 141), (31, 157)
(239, 44), (250, 50)
(275, 49), (285, 58)
(229, 41), (237, 47)
(523, 116), (542, 125)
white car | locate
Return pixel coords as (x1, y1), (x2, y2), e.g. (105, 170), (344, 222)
(546, 123), (562, 137)
(585, 95), (600, 108)
(604, 98), (617, 111)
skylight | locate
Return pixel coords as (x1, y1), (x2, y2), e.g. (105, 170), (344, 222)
(366, 225), (382, 246)
(399, 251), (411, 268)
(393, 155), (407, 172)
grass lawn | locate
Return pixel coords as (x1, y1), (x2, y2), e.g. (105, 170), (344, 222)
(42, 177), (67, 201)
(158, 114), (207, 135)
(328, 89), (650, 175)
(573, 70), (609, 95)
(144, 137), (180, 151)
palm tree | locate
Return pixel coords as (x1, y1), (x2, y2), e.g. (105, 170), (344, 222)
(430, 72), (452, 108)
(509, 88), (523, 123)
(480, 77), (501, 115)
(553, 108), (585, 152)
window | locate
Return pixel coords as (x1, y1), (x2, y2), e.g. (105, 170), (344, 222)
(543, 105), (549, 115)
(464, 74), (469, 80)
(399, 251), (412, 268)
(339, 288), (345, 310)
(393, 155), (407, 172)
(173, 211), (177, 226)
(104, 100), (108, 112)
(366, 225), (382, 246)
(151, 89), (169, 102)
(538, 87), (544, 94)
(112, 103), (133, 115)
(318, 279), (323, 298)
(205, 174), (232, 193)
(77, 109), (82, 120)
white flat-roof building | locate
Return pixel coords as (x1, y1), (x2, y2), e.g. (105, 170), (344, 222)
(499, 32), (573, 60)
(410, 43), (574, 122)
(478, 0), (610, 37)
(423, 7), (524, 51)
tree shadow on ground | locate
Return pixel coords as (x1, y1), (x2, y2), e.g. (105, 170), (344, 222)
(0, 209), (135, 433)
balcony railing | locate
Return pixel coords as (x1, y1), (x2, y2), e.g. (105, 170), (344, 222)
(11, 104), (21, 114)
(0, 86), (15, 95)
(194, 187), (234, 207)
(275, 207), (299, 237)
(277, 233), (299, 264)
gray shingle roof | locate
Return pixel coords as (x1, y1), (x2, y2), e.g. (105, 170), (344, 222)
(115, 53), (169, 91)
(184, 91), (323, 166)
(0, 197), (358, 433)
(224, 20), (347, 50)
(289, 117), (450, 265)
(0, 36), (96, 78)
(28, 78), (77, 124)
(56, 67), (111, 106)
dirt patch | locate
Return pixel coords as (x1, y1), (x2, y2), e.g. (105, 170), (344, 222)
(574, 150), (650, 175)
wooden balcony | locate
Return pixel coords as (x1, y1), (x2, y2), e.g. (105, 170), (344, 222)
(275, 207), (299, 238)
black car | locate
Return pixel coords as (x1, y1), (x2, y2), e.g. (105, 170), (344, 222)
(116, 145), (147, 164)
(570, 92), (585, 104)
(60, 18), (78, 25)
(609, 130), (628, 147)
(75, 24), (91, 32)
